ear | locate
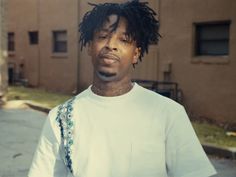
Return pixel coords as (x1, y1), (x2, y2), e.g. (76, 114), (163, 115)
(132, 47), (141, 64)
(87, 42), (92, 56)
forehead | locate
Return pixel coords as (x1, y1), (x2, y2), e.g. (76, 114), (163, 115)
(100, 14), (128, 32)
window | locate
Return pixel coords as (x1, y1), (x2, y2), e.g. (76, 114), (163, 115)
(29, 31), (38, 44)
(8, 32), (15, 51)
(53, 30), (67, 53)
(195, 21), (230, 56)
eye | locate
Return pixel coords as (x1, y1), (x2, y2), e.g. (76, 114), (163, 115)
(120, 36), (131, 44)
(121, 38), (128, 42)
(96, 31), (108, 39)
(98, 35), (107, 39)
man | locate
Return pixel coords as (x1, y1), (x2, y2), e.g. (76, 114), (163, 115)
(28, 1), (216, 177)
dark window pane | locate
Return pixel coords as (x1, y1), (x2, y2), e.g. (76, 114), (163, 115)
(199, 40), (229, 55)
(54, 42), (67, 52)
(199, 25), (229, 40)
(29, 31), (38, 45)
(8, 32), (15, 51)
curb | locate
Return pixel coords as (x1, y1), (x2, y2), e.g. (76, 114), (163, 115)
(24, 101), (51, 114)
(6, 100), (236, 160)
(202, 144), (236, 160)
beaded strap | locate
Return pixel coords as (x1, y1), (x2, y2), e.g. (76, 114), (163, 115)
(56, 97), (76, 174)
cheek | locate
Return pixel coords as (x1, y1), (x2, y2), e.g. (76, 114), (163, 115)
(90, 47), (100, 62)
(94, 40), (107, 50)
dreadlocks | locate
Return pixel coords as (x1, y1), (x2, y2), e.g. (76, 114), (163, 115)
(79, 0), (160, 63)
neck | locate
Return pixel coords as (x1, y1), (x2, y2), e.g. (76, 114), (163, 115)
(91, 79), (134, 97)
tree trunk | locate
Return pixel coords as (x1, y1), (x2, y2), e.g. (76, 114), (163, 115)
(0, 0), (8, 104)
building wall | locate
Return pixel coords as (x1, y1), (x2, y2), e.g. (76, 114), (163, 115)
(7, 0), (79, 93)
(38, 0), (79, 93)
(159, 0), (236, 123)
(7, 0), (39, 86)
(0, 0), (8, 99)
(7, 0), (236, 123)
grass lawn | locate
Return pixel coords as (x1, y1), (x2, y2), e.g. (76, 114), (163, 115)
(6, 85), (236, 148)
(7, 86), (72, 109)
(192, 122), (236, 148)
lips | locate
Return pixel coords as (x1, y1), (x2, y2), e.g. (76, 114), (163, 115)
(99, 53), (119, 65)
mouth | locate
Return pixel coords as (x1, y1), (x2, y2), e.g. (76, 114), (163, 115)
(99, 53), (119, 65)
(98, 71), (116, 78)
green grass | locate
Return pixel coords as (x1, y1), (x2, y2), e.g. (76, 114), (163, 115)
(192, 122), (236, 148)
(7, 86), (72, 109)
(6, 86), (236, 148)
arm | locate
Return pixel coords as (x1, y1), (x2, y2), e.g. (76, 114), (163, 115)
(165, 105), (216, 177)
(28, 109), (68, 177)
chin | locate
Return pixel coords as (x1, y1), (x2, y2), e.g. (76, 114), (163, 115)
(96, 71), (118, 82)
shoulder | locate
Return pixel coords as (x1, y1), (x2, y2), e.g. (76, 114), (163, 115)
(135, 83), (183, 111)
(134, 84), (187, 130)
(50, 87), (89, 115)
(46, 88), (88, 128)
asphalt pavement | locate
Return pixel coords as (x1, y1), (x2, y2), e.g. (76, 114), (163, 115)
(0, 108), (235, 177)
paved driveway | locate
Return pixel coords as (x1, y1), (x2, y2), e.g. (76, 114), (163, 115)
(0, 108), (235, 177)
(0, 109), (46, 177)
(211, 156), (236, 177)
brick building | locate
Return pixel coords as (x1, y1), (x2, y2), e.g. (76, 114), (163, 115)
(6, 0), (236, 124)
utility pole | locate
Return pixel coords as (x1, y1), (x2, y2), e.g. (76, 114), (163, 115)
(0, 0), (8, 104)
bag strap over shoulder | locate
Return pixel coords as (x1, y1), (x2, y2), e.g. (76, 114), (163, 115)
(56, 96), (76, 174)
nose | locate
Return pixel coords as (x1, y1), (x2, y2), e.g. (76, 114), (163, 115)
(105, 36), (118, 51)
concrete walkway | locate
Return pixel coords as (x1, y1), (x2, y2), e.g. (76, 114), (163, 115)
(211, 157), (236, 177)
(0, 109), (46, 177)
(0, 108), (235, 177)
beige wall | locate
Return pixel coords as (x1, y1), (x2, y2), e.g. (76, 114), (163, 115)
(38, 0), (79, 93)
(0, 0), (8, 99)
(159, 0), (236, 123)
(7, 0), (39, 85)
(7, 0), (236, 123)
(7, 0), (79, 93)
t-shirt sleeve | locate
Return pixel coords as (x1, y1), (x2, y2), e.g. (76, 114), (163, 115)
(165, 105), (217, 177)
(28, 108), (68, 177)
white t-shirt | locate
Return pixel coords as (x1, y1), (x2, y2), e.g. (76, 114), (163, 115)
(28, 83), (216, 177)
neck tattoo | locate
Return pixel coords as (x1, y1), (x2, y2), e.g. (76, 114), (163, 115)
(91, 82), (134, 96)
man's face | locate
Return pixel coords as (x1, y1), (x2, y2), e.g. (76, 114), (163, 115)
(88, 15), (140, 82)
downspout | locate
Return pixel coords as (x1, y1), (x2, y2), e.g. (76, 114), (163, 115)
(36, 0), (41, 86)
(76, 0), (81, 93)
(157, 0), (161, 81)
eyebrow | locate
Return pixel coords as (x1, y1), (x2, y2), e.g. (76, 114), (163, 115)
(98, 28), (128, 35)
(99, 28), (110, 32)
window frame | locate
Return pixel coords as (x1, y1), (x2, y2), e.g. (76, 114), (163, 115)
(194, 21), (231, 57)
(8, 32), (15, 52)
(28, 31), (39, 45)
(52, 30), (68, 53)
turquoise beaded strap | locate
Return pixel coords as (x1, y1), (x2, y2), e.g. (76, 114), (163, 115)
(56, 97), (76, 174)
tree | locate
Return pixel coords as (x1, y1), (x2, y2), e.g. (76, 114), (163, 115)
(0, 0), (8, 104)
